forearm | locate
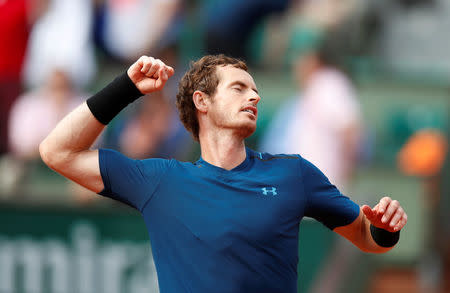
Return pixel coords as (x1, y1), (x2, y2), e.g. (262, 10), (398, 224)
(336, 199), (406, 254)
(39, 102), (104, 166)
(335, 208), (399, 254)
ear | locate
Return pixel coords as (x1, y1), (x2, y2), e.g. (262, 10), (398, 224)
(192, 90), (209, 113)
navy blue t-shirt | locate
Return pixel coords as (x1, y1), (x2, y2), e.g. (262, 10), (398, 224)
(99, 147), (360, 293)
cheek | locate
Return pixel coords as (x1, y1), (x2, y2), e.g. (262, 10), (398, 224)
(214, 99), (235, 115)
(209, 102), (229, 123)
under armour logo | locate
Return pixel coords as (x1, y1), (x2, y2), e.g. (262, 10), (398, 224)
(261, 187), (277, 196)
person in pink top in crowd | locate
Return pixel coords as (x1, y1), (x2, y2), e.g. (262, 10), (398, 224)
(1, 69), (84, 193)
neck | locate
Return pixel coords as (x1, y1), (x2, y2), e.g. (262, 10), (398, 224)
(199, 129), (247, 170)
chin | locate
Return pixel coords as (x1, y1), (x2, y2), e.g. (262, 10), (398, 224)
(236, 122), (256, 138)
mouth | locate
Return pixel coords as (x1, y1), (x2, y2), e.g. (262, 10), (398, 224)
(241, 105), (258, 118)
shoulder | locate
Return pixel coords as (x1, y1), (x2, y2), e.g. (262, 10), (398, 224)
(138, 156), (176, 170)
(100, 148), (178, 173)
(254, 150), (327, 180)
(248, 148), (303, 170)
(139, 156), (201, 174)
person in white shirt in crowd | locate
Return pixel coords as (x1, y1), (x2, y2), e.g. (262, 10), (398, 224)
(23, 0), (96, 89)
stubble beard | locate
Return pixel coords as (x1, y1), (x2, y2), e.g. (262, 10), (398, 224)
(218, 115), (256, 139)
(235, 119), (256, 139)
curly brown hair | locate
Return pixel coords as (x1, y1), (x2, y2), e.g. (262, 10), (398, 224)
(176, 55), (248, 141)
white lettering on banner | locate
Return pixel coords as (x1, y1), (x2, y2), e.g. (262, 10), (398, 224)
(0, 238), (14, 292)
(46, 240), (70, 293)
(0, 222), (159, 293)
(73, 223), (96, 293)
(18, 238), (43, 293)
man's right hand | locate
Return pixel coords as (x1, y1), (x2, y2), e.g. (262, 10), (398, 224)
(127, 56), (175, 94)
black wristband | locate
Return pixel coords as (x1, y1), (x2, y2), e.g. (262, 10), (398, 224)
(86, 72), (142, 125)
(370, 224), (400, 248)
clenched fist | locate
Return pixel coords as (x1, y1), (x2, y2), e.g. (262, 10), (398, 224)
(362, 197), (408, 233)
(127, 56), (175, 94)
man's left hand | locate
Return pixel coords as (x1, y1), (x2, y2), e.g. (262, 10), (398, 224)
(362, 197), (408, 233)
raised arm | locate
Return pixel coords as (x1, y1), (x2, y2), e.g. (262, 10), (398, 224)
(39, 56), (174, 193)
(334, 196), (408, 253)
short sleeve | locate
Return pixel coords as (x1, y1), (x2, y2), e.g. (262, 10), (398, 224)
(98, 149), (171, 211)
(300, 156), (360, 230)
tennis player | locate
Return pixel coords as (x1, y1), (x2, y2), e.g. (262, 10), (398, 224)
(40, 55), (407, 293)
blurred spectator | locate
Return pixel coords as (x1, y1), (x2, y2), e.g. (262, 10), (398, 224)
(260, 0), (377, 69)
(298, 0), (361, 29)
(8, 69), (84, 159)
(121, 94), (171, 159)
(106, 90), (192, 160)
(23, 0), (96, 89)
(94, 0), (182, 62)
(261, 28), (362, 192)
(0, 0), (48, 155)
(0, 69), (85, 193)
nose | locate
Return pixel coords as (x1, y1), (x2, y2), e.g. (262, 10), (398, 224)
(249, 91), (261, 104)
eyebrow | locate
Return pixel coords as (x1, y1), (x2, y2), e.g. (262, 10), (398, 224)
(229, 81), (259, 94)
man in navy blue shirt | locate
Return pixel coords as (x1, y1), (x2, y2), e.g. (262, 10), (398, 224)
(40, 55), (408, 293)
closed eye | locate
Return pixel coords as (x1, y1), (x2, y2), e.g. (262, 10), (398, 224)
(229, 81), (258, 94)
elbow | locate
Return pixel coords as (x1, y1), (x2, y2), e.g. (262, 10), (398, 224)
(39, 139), (66, 171)
(39, 139), (54, 168)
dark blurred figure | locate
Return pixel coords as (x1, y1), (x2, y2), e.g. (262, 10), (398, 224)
(203, 0), (290, 62)
(120, 93), (171, 159)
(0, 0), (48, 155)
(0, 69), (84, 194)
(105, 89), (192, 160)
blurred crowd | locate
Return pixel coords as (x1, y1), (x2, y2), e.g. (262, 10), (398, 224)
(0, 0), (375, 197)
(0, 0), (449, 291)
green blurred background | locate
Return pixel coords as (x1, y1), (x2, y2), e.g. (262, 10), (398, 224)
(0, 0), (449, 292)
